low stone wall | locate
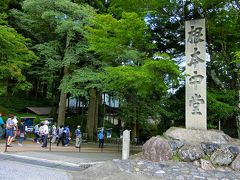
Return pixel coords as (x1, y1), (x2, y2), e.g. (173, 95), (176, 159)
(142, 127), (240, 171)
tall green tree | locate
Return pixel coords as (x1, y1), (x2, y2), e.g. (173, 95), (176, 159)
(11, 0), (96, 126)
(84, 12), (181, 138)
(0, 1), (36, 95)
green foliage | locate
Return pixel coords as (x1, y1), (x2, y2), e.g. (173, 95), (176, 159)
(86, 12), (154, 64)
(208, 90), (238, 124)
(73, 0), (106, 13)
(172, 154), (181, 162)
(60, 67), (104, 98)
(0, 95), (51, 114)
(10, 0), (96, 102)
(103, 55), (180, 98)
(0, 24), (37, 94)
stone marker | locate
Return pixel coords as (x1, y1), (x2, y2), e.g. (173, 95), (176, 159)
(185, 19), (207, 130)
(122, 130), (130, 160)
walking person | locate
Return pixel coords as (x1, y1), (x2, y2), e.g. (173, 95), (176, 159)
(56, 125), (65, 146)
(64, 126), (70, 147)
(41, 121), (49, 148)
(12, 116), (18, 141)
(98, 127), (104, 148)
(38, 123), (44, 144)
(33, 124), (40, 143)
(6, 114), (15, 147)
(75, 125), (82, 148)
(18, 120), (26, 146)
(51, 124), (57, 143)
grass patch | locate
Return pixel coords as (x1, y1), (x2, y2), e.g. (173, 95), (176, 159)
(172, 154), (181, 161)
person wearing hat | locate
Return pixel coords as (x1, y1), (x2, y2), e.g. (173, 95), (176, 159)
(41, 120), (49, 148)
(75, 125), (81, 148)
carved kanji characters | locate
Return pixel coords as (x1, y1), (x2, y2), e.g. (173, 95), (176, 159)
(189, 94), (205, 115)
(187, 26), (204, 44)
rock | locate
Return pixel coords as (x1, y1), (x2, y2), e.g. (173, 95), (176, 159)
(215, 166), (233, 172)
(193, 160), (201, 167)
(164, 127), (232, 144)
(231, 154), (240, 171)
(178, 145), (204, 162)
(200, 142), (220, 156)
(199, 159), (215, 170)
(168, 140), (184, 155)
(227, 146), (240, 157)
(142, 136), (172, 162)
(210, 148), (234, 166)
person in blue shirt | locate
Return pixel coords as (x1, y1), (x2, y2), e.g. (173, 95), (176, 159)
(75, 125), (81, 148)
(64, 126), (70, 146)
(98, 127), (104, 148)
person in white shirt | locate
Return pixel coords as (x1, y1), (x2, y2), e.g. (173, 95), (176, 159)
(12, 116), (18, 141)
(51, 124), (57, 143)
(41, 121), (49, 148)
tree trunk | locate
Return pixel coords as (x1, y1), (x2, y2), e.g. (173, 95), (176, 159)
(4, 78), (9, 95)
(87, 89), (99, 141)
(132, 107), (137, 140)
(57, 66), (69, 126)
(57, 33), (70, 126)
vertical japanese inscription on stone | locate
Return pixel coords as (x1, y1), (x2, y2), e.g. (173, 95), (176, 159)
(185, 19), (207, 130)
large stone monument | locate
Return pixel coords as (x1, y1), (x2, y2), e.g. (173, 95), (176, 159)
(185, 19), (207, 130)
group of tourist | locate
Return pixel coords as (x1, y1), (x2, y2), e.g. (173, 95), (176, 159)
(0, 113), (27, 147)
(0, 113), (108, 149)
(33, 122), (82, 148)
(0, 113), (83, 148)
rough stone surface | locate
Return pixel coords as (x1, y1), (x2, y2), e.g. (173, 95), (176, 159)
(114, 158), (240, 180)
(231, 154), (240, 171)
(210, 148), (234, 166)
(227, 145), (240, 157)
(200, 142), (220, 156)
(164, 127), (232, 144)
(178, 144), (205, 162)
(168, 140), (184, 155)
(199, 159), (215, 170)
(142, 136), (172, 162)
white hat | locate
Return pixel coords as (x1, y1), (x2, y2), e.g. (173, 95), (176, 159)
(44, 120), (50, 125)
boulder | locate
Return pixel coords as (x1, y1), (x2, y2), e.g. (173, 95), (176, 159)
(227, 146), (240, 157)
(168, 140), (184, 155)
(164, 127), (232, 144)
(178, 144), (204, 162)
(142, 136), (172, 162)
(210, 148), (234, 166)
(200, 142), (220, 156)
(231, 154), (240, 171)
